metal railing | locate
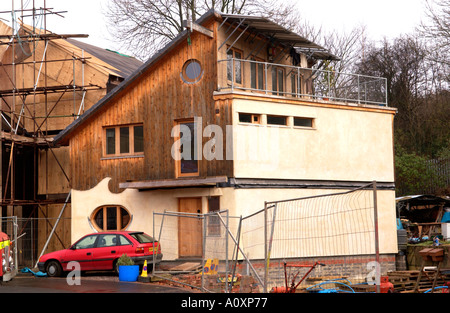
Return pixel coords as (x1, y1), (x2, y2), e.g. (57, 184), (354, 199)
(218, 58), (388, 107)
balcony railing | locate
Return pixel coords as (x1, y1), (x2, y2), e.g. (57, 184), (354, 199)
(218, 58), (388, 107)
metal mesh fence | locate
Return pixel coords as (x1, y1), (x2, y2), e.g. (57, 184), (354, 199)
(262, 183), (380, 292)
(1, 216), (71, 269)
(152, 210), (261, 293)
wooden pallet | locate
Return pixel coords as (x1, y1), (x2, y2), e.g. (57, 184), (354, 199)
(387, 270), (450, 292)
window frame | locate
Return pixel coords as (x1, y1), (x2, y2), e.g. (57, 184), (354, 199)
(250, 56), (265, 91)
(207, 196), (221, 236)
(293, 117), (315, 128)
(267, 114), (288, 126)
(173, 118), (201, 178)
(290, 72), (302, 97)
(238, 112), (261, 125)
(226, 47), (244, 86)
(272, 66), (285, 96)
(103, 124), (144, 158)
(90, 205), (132, 232)
(181, 59), (203, 84)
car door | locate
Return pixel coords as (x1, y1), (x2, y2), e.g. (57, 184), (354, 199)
(63, 234), (97, 271)
(92, 234), (121, 270)
(116, 234), (134, 257)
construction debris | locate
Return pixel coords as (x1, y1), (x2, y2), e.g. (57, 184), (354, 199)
(387, 270), (450, 293)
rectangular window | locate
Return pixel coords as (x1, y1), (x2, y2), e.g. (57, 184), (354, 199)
(208, 196), (221, 236)
(106, 129), (116, 155)
(174, 119), (199, 177)
(120, 127), (130, 154)
(267, 115), (287, 126)
(238, 113), (261, 124)
(291, 73), (301, 97)
(134, 125), (144, 153)
(104, 124), (144, 157)
(227, 48), (243, 85)
(250, 57), (264, 91)
(294, 117), (314, 128)
(272, 67), (285, 96)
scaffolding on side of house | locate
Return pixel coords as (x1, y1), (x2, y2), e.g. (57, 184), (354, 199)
(0, 1), (102, 267)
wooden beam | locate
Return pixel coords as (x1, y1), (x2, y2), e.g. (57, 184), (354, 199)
(183, 20), (214, 38)
(119, 176), (228, 190)
(1, 131), (53, 145)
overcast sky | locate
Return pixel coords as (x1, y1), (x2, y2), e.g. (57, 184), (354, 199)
(1, 0), (430, 58)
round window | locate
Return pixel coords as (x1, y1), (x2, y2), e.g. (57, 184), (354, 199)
(90, 205), (131, 231)
(181, 59), (203, 84)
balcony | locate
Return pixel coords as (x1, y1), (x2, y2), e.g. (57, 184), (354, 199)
(218, 58), (388, 107)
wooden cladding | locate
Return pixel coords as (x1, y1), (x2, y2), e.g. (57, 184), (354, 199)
(69, 20), (233, 193)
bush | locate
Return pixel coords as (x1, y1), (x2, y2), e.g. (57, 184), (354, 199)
(117, 253), (135, 266)
(395, 144), (446, 196)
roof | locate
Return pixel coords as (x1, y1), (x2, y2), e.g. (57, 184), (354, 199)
(0, 21), (143, 79)
(396, 195), (450, 206)
(53, 10), (337, 145)
(53, 28), (191, 145)
(66, 39), (143, 78)
(219, 13), (339, 61)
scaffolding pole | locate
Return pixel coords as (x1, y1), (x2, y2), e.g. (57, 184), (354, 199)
(34, 190), (71, 269)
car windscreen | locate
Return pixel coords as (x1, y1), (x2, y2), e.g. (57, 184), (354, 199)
(130, 232), (156, 243)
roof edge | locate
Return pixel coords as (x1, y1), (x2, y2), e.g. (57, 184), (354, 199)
(53, 29), (190, 146)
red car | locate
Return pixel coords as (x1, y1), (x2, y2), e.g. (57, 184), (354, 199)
(38, 231), (162, 277)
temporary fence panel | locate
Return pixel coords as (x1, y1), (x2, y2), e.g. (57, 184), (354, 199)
(152, 210), (207, 291)
(1, 216), (71, 269)
(152, 210), (262, 293)
(262, 183), (380, 292)
(0, 216), (18, 276)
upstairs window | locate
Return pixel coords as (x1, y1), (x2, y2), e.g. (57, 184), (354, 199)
(294, 117), (314, 128)
(104, 124), (144, 157)
(272, 67), (285, 96)
(267, 115), (287, 126)
(181, 59), (203, 84)
(227, 48), (243, 85)
(238, 113), (261, 124)
(173, 119), (200, 177)
(250, 57), (265, 91)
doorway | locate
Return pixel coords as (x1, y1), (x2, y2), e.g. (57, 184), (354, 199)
(178, 198), (203, 258)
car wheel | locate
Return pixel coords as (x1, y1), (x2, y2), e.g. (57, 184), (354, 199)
(46, 260), (62, 277)
(113, 259), (120, 276)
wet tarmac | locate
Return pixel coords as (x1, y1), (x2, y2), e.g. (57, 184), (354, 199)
(0, 272), (196, 293)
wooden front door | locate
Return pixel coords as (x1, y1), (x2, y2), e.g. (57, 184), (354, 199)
(178, 198), (203, 258)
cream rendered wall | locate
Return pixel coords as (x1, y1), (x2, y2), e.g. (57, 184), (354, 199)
(71, 178), (397, 261)
(232, 98), (396, 183)
(71, 177), (227, 260)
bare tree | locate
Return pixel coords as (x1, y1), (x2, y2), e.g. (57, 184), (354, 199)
(105, 0), (261, 60)
(417, 0), (450, 90)
(105, 0), (325, 60)
(418, 0), (450, 50)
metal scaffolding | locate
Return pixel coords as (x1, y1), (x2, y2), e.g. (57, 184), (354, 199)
(0, 1), (104, 267)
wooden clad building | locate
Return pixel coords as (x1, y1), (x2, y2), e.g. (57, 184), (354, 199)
(54, 10), (398, 264)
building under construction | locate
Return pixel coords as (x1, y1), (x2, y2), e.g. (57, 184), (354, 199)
(0, 2), (142, 267)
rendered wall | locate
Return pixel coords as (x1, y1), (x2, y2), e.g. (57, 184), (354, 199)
(71, 179), (397, 261)
(231, 97), (396, 183)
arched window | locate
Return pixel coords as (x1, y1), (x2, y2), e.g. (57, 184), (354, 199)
(90, 206), (131, 231)
(181, 59), (203, 84)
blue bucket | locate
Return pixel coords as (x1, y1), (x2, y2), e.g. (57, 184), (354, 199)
(118, 265), (140, 282)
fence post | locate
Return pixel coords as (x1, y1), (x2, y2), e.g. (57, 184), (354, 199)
(373, 181), (380, 293)
(264, 201), (267, 293)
